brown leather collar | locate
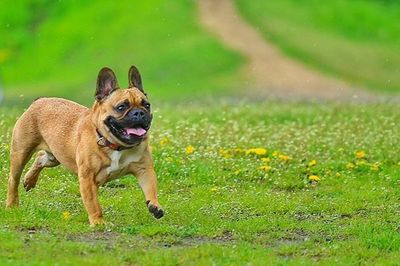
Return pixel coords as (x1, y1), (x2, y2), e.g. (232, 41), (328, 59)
(96, 129), (131, 151)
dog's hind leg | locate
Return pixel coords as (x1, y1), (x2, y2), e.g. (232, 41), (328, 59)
(6, 142), (35, 208)
(6, 111), (41, 208)
(23, 151), (60, 191)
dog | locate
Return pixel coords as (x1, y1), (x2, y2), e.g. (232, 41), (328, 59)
(6, 66), (164, 225)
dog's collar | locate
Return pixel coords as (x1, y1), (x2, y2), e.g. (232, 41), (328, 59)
(96, 129), (131, 151)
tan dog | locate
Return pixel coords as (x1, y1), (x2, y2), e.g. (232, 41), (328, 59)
(6, 66), (164, 225)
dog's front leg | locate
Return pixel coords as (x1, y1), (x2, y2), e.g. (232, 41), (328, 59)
(78, 168), (104, 226)
(130, 161), (164, 219)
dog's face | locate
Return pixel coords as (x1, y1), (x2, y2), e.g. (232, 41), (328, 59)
(92, 66), (152, 146)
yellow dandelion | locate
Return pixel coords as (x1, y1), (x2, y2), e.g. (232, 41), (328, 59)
(335, 172), (341, 177)
(308, 175), (320, 181)
(326, 170), (332, 175)
(272, 151), (279, 157)
(210, 186), (219, 192)
(160, 137), (169, 146)
(278, 154), (291, 161)
(370, 163), (380, 171)
(261, 157), (271, 163)
(233, 148), (243, 154)
(185, 145), (195, 154)
(308, 160), (317, 167)
(346, 162), (355, 170)
(62, 211), (71, 220)
(356, 159), (367, 166)
(259, 165), (272, 171)
(355, 151), (366, 159)
(246, 148), (267, 156)
(219, 149), (232, 158)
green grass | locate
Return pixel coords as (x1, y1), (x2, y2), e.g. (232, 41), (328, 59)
(1, 1), (400, 264)
(1, 102), (400, 265)
(0, 1), (244, 105)
(235, 0), (400, 93)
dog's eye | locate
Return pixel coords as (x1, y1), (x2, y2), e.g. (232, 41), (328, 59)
(115, 103), (128, 112)
(143, 102), (151, 109)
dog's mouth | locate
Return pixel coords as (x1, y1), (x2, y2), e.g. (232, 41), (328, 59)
(105, 117), (150, 145)
(122, 127), (147, 137)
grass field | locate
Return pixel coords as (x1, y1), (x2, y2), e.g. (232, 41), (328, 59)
(235, 0), (400, 93)
(0, 0), (244, 104)
(1, 102), (400, 265)
(1, 0), (400, 265)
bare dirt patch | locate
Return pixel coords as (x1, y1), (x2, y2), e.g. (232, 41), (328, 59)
(66, 231), (235, 250)
(198, 0), (377, 102)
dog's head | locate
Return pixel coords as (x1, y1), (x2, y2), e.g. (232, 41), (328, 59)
(92, 66), (152, 147)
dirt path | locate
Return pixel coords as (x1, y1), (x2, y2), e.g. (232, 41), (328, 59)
(198, 0), (375, 101)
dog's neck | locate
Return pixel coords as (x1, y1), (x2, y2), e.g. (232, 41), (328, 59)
(96, 129), (132, 151)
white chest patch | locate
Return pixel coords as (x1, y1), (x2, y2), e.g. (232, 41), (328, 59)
(106, 145), (145, 175)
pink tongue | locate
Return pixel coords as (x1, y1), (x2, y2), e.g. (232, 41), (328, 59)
(125, 128), (147, 137)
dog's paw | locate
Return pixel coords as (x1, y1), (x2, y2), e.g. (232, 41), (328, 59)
(146, 200), (164, 219)
(23, 179), (35, 192)
(5, 199), (19, 209)
(89, 217), (105, 227)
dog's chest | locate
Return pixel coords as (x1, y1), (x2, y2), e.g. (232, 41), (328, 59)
(106, 147), (143, 176)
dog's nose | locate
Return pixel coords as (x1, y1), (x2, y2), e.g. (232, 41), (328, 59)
(130, 109), (146, 120)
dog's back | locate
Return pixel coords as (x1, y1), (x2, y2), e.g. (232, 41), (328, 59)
(11, 97), (90, 172)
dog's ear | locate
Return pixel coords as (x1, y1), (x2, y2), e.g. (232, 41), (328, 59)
(128, 65), (144, 93)
(96, 67), (119, 101)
